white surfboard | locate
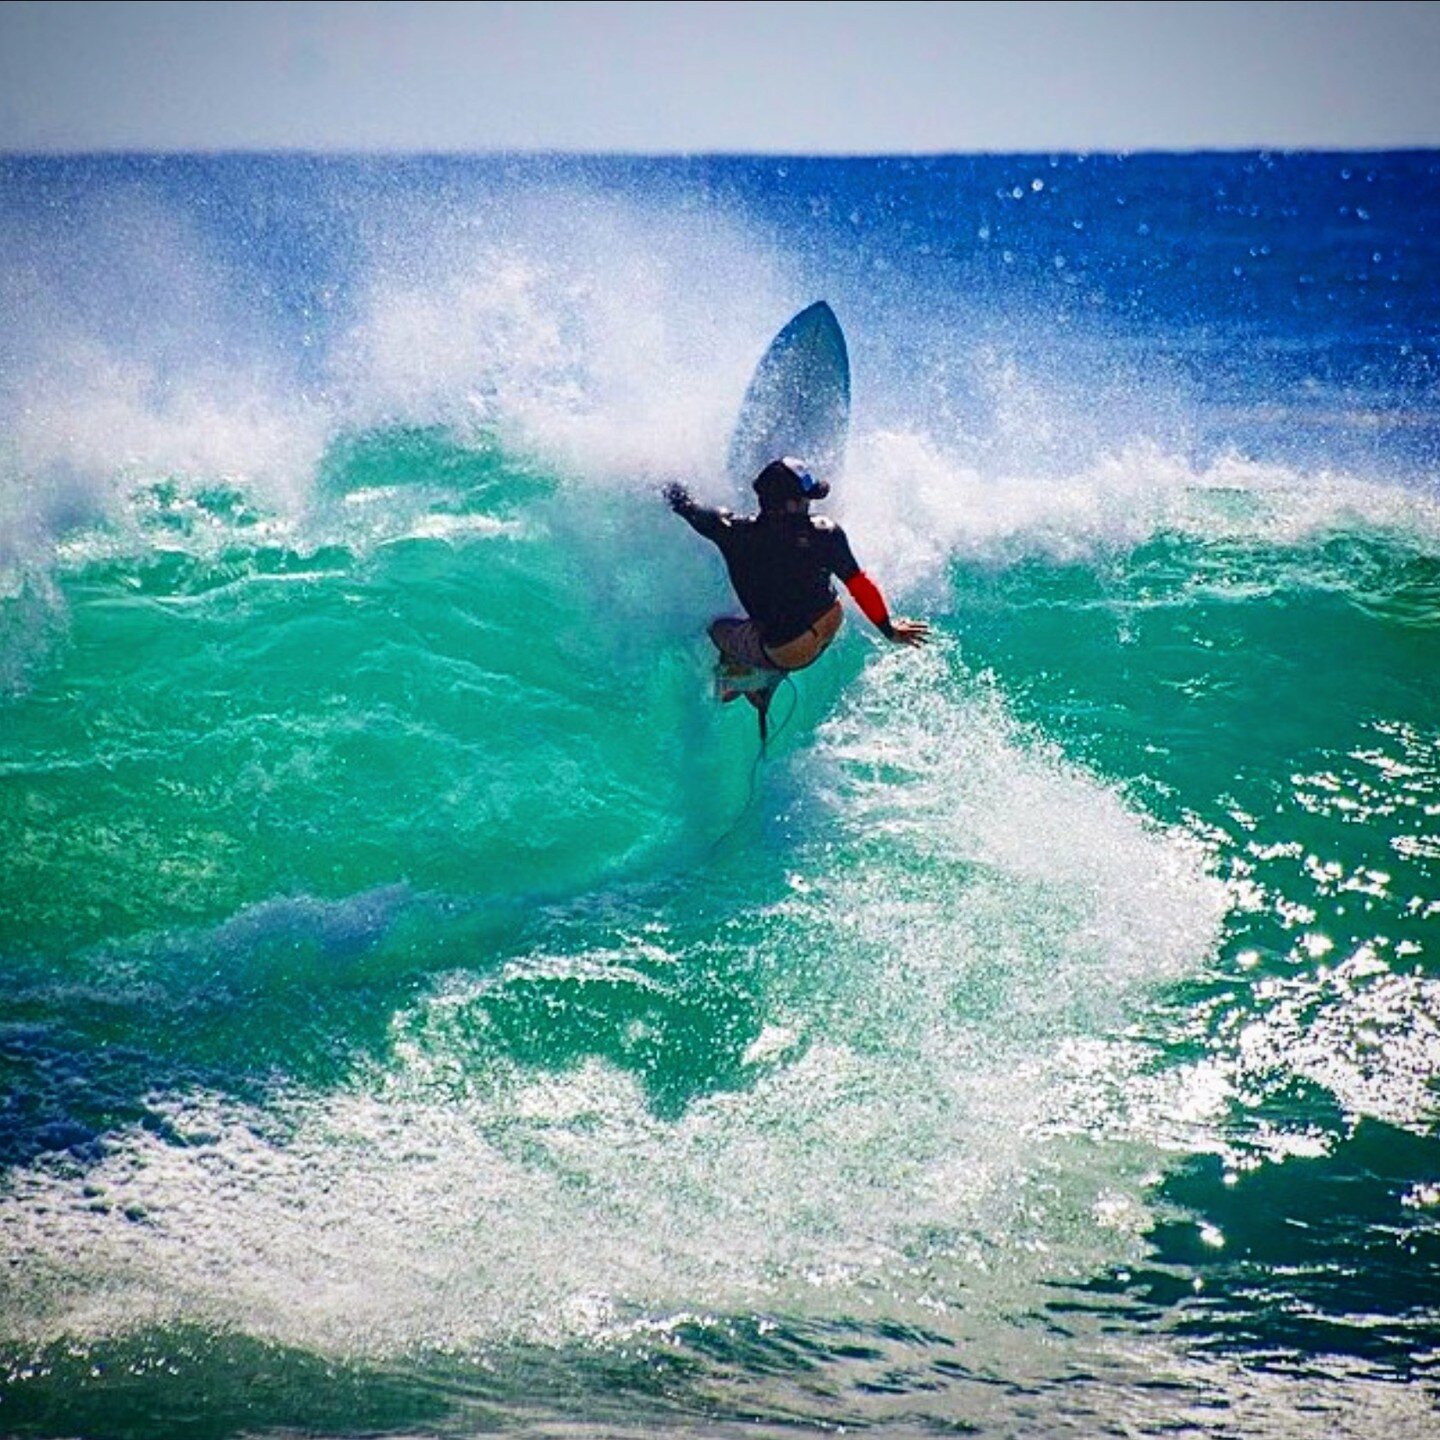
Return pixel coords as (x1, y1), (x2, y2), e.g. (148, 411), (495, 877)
(726, 301), (851, 492)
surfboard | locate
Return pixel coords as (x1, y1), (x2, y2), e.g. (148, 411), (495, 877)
(717, 302), (851, 744)
(726, 301), (851, 492)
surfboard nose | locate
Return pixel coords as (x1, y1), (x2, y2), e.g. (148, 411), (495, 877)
(727, 302), (851, 491)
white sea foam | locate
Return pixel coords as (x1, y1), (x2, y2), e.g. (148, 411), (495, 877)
(0, 187), (329, 550)
(329, 183), (791, 490)
(837, 428), (1440, 604)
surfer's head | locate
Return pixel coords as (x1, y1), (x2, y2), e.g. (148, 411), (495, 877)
(753, 457), (829, 512)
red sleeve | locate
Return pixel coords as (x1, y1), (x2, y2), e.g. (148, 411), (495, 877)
(844, 571), (893, 634)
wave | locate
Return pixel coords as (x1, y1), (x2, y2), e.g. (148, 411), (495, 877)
(4, 158), (1439, 1431)
(1, 647), (1229, 1358)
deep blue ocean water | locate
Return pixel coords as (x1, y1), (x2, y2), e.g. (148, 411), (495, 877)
(1, 151), (1438, 1437)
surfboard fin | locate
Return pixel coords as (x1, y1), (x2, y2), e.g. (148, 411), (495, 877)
(749, 685), (774, 746)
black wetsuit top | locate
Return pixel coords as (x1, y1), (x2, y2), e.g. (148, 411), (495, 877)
(672, 495), (862, 647)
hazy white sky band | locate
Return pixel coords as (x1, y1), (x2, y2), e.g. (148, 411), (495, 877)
(2, 1), (1438, 154)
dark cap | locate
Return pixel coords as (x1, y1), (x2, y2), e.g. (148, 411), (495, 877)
(753, 457), (830, 509)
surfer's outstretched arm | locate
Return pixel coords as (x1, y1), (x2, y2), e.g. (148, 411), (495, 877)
(843, 570), (930, 648)
(663, 483), (729, 541)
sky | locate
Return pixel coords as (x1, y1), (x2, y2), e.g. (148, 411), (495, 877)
(1, 1), (1438, 154)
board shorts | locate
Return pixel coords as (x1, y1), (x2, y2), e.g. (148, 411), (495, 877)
(709, 601), (844, 673)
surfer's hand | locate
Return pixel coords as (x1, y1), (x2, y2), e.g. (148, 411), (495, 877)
(887, 617), (930, 648)
(662, 482), (691, 512)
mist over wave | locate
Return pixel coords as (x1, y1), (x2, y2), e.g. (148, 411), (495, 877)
(5, 155), (1437, 584)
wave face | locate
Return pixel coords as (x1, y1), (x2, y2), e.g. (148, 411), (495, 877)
(2, 153), (1439, 1438)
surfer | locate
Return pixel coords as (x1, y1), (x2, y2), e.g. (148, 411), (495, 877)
(665, 457), (928, 731)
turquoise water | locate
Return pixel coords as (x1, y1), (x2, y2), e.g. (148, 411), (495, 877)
(2, 154), (1438, 1436)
